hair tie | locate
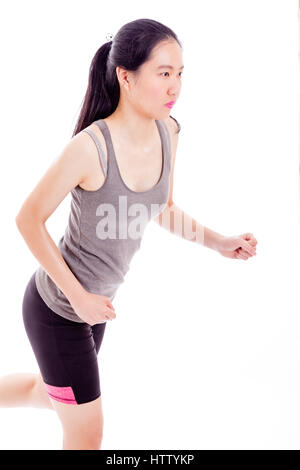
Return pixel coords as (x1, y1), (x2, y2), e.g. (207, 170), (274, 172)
(105, 32), (114, 43)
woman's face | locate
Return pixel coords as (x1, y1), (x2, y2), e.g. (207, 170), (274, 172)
(118, 39), (184, 120)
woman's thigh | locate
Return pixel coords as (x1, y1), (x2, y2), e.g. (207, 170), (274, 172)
(22, 272), (107, 406)
(92, 322), (107, 354)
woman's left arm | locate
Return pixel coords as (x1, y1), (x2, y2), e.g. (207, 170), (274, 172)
(153, 118), (257, 260)
(154, 202), (257, 259)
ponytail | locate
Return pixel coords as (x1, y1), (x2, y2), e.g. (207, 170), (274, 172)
(72, 41), (119, 137)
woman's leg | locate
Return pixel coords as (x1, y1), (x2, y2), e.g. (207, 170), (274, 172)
(29, 373), (54, 409)
(0, 373), (36, 407)
(50, 395), (104, 450)
(0, 372), (104, 448)
(0, 372), (53, 409)
(21, 272), (106, 448)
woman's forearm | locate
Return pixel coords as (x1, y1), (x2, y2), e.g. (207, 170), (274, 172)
(202, 226), (225, 251)
(16, 216), (85, 306)
(155, 203), (225, 251)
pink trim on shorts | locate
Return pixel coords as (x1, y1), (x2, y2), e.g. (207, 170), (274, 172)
(44, 383), (78, 404)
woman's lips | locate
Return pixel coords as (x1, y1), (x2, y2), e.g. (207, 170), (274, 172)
(165, 101), (175, 109)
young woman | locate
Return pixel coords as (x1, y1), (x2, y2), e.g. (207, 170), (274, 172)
(0, 18), (257, 450)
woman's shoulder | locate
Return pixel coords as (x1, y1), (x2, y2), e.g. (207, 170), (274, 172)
(73, 122), (108, 191)
(82, 122), (108, 160)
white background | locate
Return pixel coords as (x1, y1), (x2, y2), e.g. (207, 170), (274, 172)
(0, 0), (299, 450)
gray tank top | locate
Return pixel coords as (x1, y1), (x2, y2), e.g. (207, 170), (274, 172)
(35, 118), (175, 323)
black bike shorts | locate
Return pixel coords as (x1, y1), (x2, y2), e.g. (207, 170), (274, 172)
(22, 272), (106, 405)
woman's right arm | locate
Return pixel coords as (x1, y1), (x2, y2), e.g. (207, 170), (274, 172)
(15, 131), (111, 315)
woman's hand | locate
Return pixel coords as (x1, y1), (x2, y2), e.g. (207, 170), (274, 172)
(217, 233), (257, 260)
(70, 290), (116, 326)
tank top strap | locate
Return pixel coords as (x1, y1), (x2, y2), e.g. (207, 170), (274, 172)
(94, 119), (120, 178)
(82, 128), (107, 177)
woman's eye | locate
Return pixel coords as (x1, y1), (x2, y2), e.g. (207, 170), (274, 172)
(161, 72), (183, 77)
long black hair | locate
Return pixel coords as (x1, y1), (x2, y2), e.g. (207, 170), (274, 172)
(72, 18), (182, 137)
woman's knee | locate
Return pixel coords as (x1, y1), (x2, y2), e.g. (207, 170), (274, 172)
(62, 411), (103, 450)
(63, 430), (103, 450)
(49, 394), (104, 444)
(30, 374), (54, 409)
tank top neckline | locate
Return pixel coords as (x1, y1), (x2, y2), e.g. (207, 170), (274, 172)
(98, 118), (166, 196)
